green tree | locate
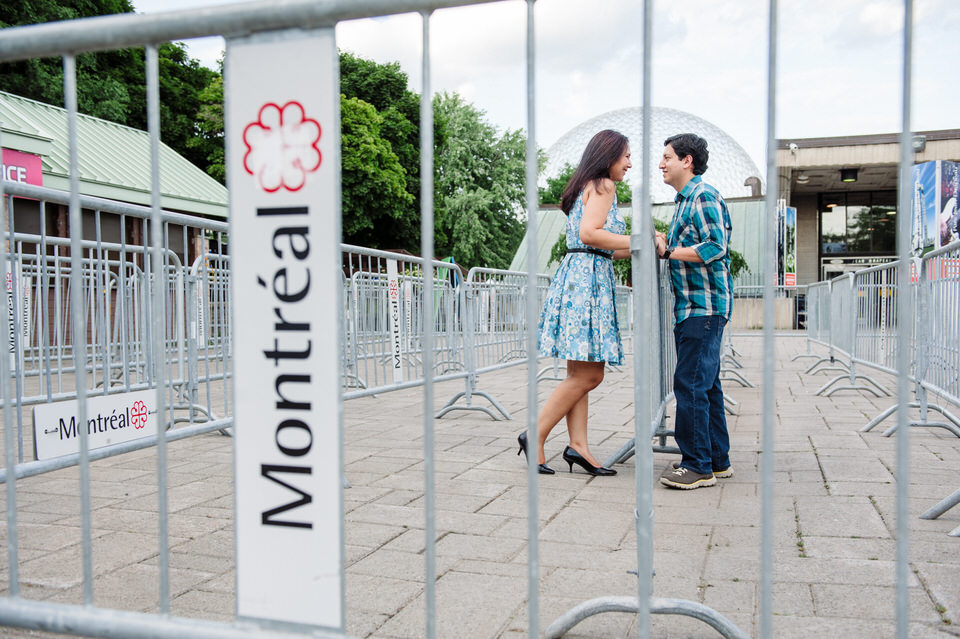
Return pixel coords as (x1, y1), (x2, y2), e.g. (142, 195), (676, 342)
(539, 162), (632, 206)
(433, 92), (535, 269)
(1, 2), (218, 172)
(339, 52), (421, 248)
(154, 42), (218, 170)
(340, 96), (415, 248)
(187, 62), (225, 183)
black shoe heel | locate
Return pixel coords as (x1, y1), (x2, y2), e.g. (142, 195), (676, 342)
(517, 432), (555, 475)
(562, 446), (617, 476)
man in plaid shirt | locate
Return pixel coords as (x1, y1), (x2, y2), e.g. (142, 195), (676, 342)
(655, 133), (734, 490)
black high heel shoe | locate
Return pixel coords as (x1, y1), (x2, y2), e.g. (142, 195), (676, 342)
(562, 446), (616, 476)
(517, 432), (555, 475)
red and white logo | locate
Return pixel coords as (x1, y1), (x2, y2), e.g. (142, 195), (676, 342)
(130, 400), (148, 429)
(242, 101), (322, 193)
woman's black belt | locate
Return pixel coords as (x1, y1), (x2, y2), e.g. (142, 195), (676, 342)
(567, 247), (612, 259)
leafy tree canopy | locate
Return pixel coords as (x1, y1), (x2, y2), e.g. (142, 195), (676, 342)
(540, 162), (632, 206)
(433, 92), (536, 270)
(1, 2), (218, 175)
(339, 51), (421, 249)
(340, 95), (416, 249)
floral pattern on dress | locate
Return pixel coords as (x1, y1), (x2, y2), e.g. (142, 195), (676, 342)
(538, 189), (625, 364)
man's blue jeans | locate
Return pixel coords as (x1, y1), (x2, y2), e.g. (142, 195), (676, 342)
(673, 315), (730, 475)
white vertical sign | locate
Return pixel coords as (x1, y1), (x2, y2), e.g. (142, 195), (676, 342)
(227, 28), (342, 629)
(385, 259), (404, 383)
(5, 261), (28, 370)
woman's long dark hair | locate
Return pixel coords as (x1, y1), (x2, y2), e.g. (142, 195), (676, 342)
(560, 129), (629, 215)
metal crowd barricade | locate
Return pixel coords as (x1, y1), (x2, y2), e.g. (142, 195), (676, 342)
(185, 250), (232, 430)
(814, 267), (893, 397)
(728, 284), (807, 336)
(615, 283), (634, 357)
(606, 260), (680, 466)
(915, 242), (960, 536)
(918, 243), (960, 432)
(340, 244), (468, 401)
(857, 256), (957, 435)
(1, 183), (233, 480)
(724, 285), (809, 397)
(437, 266), (550, 420)
(800, 242), (960, 536)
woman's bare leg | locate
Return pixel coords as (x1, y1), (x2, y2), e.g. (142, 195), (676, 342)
(535, 360), (605, 464)
(563, 391), (603, 467)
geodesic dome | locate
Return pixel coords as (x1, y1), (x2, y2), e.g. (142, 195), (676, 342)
(544, 107), (762, 203)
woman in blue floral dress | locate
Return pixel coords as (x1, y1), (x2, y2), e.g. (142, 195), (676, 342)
(517, 130), (632, 476)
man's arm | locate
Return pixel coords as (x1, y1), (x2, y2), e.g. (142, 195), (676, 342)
(687, 194), (728, 264)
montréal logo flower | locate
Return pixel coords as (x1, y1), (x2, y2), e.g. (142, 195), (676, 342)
(243, 101), (322, 193)
(131, 400), (148, 429)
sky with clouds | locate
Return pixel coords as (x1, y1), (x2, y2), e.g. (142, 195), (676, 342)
(135, 0), (958, 175)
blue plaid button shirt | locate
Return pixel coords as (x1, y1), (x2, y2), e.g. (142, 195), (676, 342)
(666, 175), (733, 323)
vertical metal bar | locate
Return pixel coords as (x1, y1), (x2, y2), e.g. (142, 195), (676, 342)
(146, 44), (171, 613)
(39, 203), (53, 401)
(119, 215), (130, 390)
(420, 11), (437, 639)
(634, 0), (654, 635)
(63, 53), (95, 605)
(142, 215), (152, 384)
(94, 209), (108, 395)
(54, 241), (63, 391)
(330, 30), (348, 632)
(0, 106), (21, 597)
(523, 2), (540, 638)
(760, 1), (778, 636)
(895, 1), (913, 637)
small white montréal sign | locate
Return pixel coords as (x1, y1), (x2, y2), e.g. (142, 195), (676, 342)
(32, 389), (158, 460)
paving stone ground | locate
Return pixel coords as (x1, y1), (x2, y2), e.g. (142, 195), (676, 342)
(1, 334), (958, 638)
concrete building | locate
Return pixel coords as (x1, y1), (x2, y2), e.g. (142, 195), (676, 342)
(1, 90), (227, 265)
(777, 129), (960, 283)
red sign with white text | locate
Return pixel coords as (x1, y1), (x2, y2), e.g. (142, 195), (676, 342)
(1, 149), (43, 187)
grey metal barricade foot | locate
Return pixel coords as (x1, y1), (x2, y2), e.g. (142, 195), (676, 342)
(881, 415), (960, 439)
(861, 402), (900, 432)
(721, 368), (755, 388)
(602, 436), (681, 468)
(804, 357), (848, 376)
(816, 374), (890, 397)
(920, 487), (960, 520)
(435, 389), (512, 420)
(723, 394), (739, 415)
(722, 354), (743, 369)
(544, 595), (750, 639)
(604, 437), (637, 467)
